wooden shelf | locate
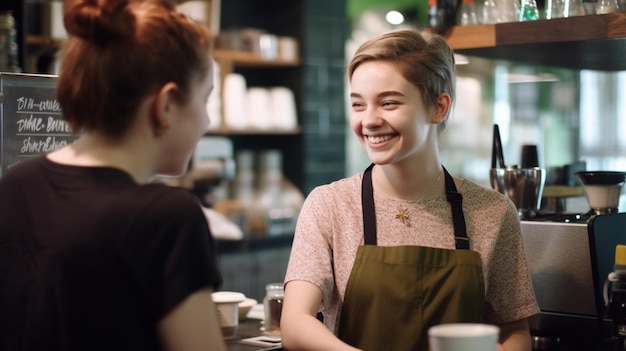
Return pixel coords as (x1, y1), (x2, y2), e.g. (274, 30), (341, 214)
(443, 12), (626, 71)
(213, 49), (300, 67)
(25, 35), (62, 48)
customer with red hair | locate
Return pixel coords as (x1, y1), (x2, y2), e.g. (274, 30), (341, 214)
(0, 1), (226, 350)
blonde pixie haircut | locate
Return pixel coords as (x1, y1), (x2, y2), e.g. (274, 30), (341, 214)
(348, 28), (456, 132)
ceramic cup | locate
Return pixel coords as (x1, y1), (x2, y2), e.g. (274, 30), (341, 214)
(428, 323), (500, 351)
(269, 86), (297, 130)
(223, 73), (248, 129)
(246, 87), (272, 130)
(211, 291), (246, 339)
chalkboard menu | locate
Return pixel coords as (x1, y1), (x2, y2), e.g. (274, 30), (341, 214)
(0, 72), (77, 177)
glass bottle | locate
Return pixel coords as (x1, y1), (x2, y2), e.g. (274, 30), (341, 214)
(482, 0), (498, 23)
(429, 0), (439, 30)
(497, 0), (520, 22)
(263, 283), (284, 337)
(252, 149), (299, 236)
(459, 0), (479, 25)
(564, 0), (585, 16)
(597, 0), (619, 13)
(519, 0), (540, 20)
(545, 0), (565, 18)
(233, 150), (256, 233)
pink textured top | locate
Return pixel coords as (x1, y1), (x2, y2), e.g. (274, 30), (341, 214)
(284, 172), (540, 333)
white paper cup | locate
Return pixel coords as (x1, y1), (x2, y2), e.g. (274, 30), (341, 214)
(428, 323), (500, 351)
(212, 291), (246, 339)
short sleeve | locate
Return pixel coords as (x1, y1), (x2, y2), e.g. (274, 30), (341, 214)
(127, 188), (222, 320)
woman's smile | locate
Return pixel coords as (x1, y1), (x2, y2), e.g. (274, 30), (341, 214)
(365, 134), (397, 145)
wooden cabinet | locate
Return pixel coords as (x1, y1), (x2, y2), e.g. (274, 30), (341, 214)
(442, 12), (626, 71)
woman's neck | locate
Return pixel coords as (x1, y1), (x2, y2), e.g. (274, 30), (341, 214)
(372, 162), (445, 202)
(47, 133), (156, 183)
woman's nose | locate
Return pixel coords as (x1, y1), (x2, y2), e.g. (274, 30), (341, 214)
(361, 107), (383, 127)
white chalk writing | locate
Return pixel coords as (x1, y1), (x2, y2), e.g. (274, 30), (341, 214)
(16, 114), (44, 132)
(16, 97), (62, 112)
(20, 136), (68, 154)
(15, 115), (71, 133)
(47, 117), (72, 133)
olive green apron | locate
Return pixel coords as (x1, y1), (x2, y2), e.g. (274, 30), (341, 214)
(337, 164), (486, 351)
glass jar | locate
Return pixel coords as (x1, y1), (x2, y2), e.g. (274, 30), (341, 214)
(263, 282), (284, 336)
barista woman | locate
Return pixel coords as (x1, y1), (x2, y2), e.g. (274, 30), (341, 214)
(281, 28), (539, 351)
(0, 0), (226, 350)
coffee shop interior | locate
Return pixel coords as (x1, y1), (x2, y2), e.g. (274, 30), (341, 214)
(2, 0), (626, 349)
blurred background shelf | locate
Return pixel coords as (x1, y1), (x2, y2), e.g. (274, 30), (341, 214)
(206, 126), (302, 135)
(447, 13), (626, 71)
(213, 49), (300, 67)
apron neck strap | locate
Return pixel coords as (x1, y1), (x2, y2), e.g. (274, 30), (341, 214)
(362, 164), (377, 245)
(361, 164), (469, 249)
(444, 167), (470, 249)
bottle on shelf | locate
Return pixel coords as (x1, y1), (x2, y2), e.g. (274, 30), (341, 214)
(430, 0), (459, 34)
(545, 0), (565, 18)
(429, 0), (440, 30)
(482, 0), (498, 24)
(497, 0), (520, 22)
(249, 150), (302, 236)
(519, 0), (540, 20)
(564, 0), (585, 16)
(459, 0), (479, 25)
(232, 150), (256, 233)
(597, 0), (619, 13)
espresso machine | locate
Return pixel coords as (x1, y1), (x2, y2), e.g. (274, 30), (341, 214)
(490, 126), (626, 350)
(522, 213), (626, 350)
(494, 169), (626, 350)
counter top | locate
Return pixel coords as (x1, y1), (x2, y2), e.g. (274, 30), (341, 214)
(226, 318), (282, 351)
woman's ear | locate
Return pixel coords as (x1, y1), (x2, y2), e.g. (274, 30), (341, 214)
(431, 92), (452, 124)
(151, 82), (178, 136)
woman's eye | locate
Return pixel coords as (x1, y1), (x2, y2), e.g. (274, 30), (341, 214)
(382, 101), (397, 107)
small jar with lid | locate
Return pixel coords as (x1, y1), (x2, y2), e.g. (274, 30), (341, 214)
(263, 282), (284, 336)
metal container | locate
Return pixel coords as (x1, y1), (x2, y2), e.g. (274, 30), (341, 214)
(490, 166), (545, 219)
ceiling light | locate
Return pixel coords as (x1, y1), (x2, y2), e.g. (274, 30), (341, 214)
(385, 11), (404, 25)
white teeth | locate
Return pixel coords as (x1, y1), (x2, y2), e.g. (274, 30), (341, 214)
(367, 135), (394, 144)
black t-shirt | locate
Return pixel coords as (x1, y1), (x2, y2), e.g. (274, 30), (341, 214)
(0, 156), (222, 351)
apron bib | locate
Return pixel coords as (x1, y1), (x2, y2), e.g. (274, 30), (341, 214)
(337, 164), (486, 351)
